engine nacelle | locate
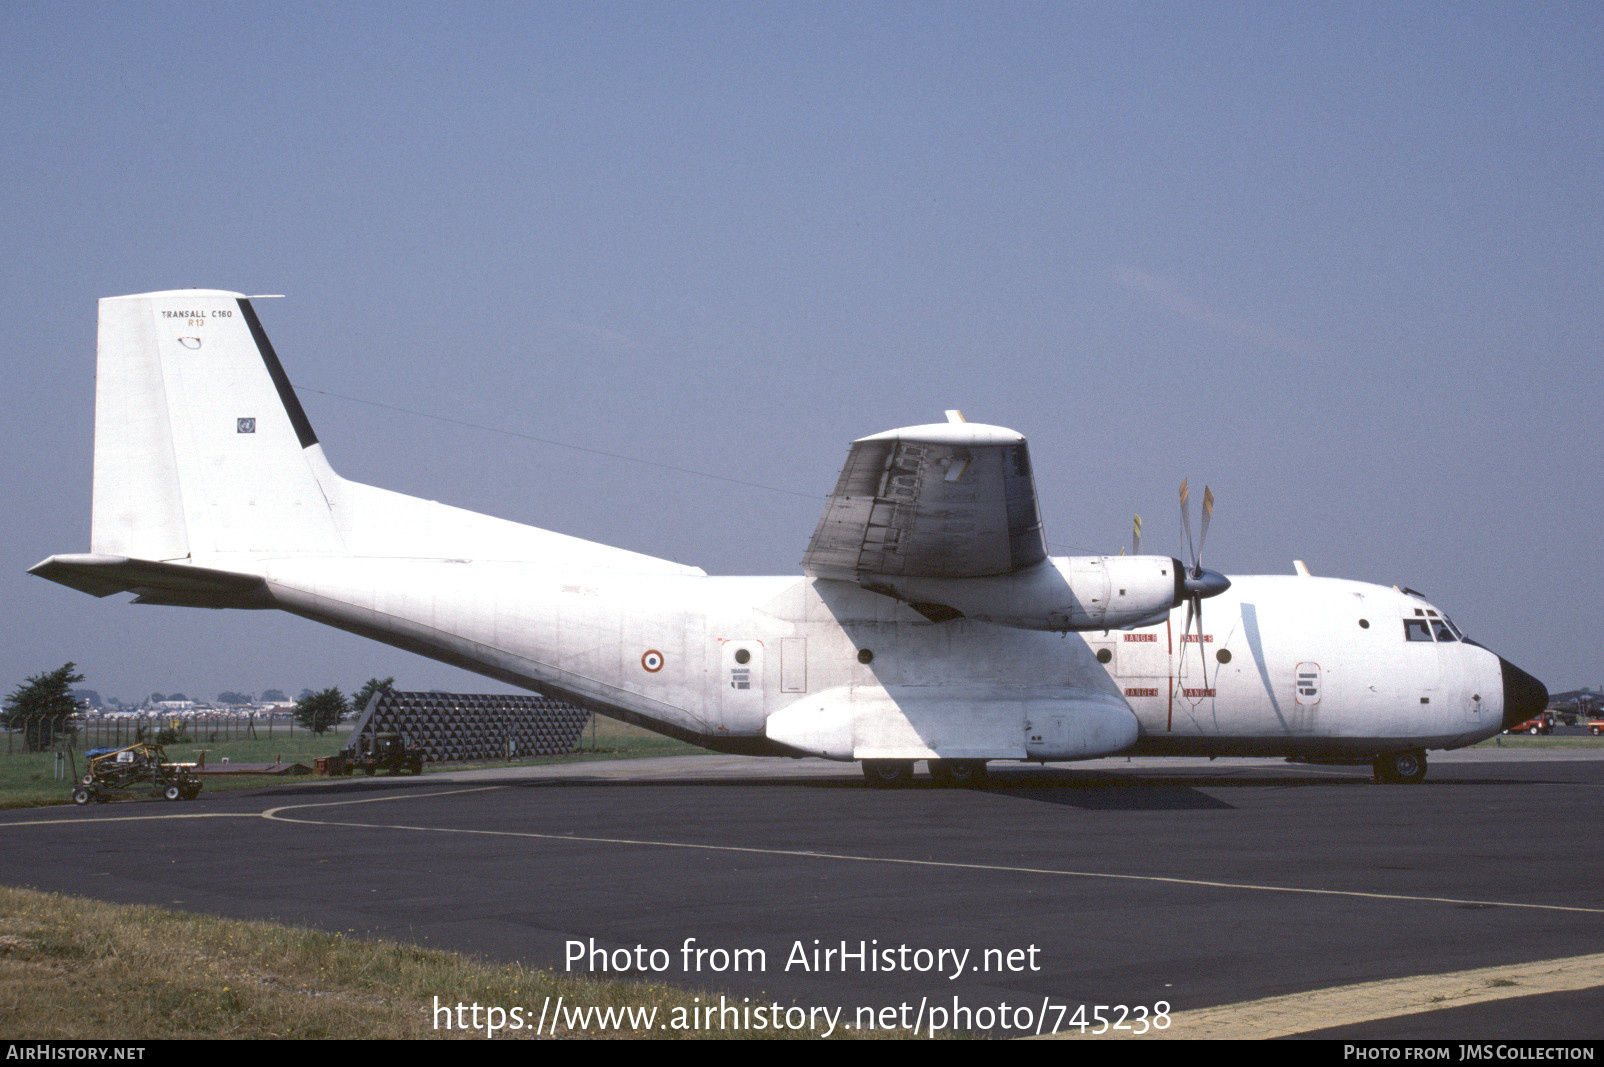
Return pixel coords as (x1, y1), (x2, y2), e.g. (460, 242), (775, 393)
(864, 555), (1184, 631)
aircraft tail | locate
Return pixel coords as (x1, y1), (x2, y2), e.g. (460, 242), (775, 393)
(90, 290), (345, 560)
(44, 289), (702, 586)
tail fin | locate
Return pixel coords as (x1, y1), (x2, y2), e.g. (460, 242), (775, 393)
(65, 289), (704, 579)
(91, 290), (344, 560)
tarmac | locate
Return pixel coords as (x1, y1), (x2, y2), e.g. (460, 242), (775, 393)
(3, 747), (1600, 1040)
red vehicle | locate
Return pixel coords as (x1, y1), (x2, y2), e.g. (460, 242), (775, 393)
(1587, 717), (1604, 737)
(1505, 710), (1555, 735)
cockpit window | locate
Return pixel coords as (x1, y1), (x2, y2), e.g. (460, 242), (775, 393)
(1401, 600), (1467, 643)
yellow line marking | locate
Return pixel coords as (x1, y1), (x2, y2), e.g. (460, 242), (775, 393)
(0, 812), (253, 827)
(259, 790), (1604, 916)
(1044, 951), (1604, 1039)
(258, 785), (505, 819)
(0, 786), (506, 828)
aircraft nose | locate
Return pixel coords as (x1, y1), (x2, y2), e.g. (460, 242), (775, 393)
(1499, 657), (1549, 731)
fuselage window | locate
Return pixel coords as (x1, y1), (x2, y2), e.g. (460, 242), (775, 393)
(1404, 619), (1433, 642)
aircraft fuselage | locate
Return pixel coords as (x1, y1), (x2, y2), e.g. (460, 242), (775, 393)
(251, 556), (1516, 761)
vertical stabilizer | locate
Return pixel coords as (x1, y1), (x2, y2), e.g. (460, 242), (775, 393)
(91, 290), (344, 560)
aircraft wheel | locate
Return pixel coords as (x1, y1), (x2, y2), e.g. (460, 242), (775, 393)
(1372, 750), (1427, 784)
(72, 788), (91, 806)
(930, 759), (988, 787)
(862, 760), (914, 787)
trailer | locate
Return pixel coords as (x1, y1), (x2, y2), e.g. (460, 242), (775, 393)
(329, 732), (425, 776)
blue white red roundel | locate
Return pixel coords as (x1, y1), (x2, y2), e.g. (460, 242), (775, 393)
(641, 650), (664, 672)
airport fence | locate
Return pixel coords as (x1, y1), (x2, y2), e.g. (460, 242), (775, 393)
(3, 712), (310, 755)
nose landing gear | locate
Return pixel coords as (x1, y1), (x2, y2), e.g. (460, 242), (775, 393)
(1372, 749), (1427, 784)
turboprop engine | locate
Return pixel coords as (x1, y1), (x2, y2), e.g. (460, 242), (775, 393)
(800, 415), (1230, 632)
(861, 553), (1188, 631)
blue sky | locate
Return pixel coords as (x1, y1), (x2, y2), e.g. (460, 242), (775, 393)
(3, 3), (1599, 702)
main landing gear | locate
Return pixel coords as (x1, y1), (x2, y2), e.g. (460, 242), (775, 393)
(927, 759), (988, 787)
(1372, 749), (1428, 784)
(861, 759), (988, 787)
(861, 760), (915, 787)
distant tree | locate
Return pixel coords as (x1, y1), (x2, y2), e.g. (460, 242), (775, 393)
(149, 693), (166, 704)
(349, 677), (396, 717)
(5, 663), (86, 751)
(296, 688), (315, 702)
(167, 692), (188, 702)
(217, 691), (253, 705)
(260, 689), (288, 703)
(293, 688), (347, 735)
(71, 689), (101, 708)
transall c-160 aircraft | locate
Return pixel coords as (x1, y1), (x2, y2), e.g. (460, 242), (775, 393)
(31, 291), (1549, 786)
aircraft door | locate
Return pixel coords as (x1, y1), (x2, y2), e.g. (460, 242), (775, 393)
(719, 640), (766, 730)
(780, 637), (807, 693)
(1112, 626), (1171, 724)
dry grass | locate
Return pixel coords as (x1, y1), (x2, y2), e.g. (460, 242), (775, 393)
(0, 887), (913, 1039)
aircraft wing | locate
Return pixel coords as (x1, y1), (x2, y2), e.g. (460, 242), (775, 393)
(802, 421), (1046, 581)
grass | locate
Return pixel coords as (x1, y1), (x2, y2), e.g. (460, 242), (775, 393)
(0, 716), (713, 809)
(0, 886), (894, 1039)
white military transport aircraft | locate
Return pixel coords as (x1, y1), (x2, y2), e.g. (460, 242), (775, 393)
(32, 291), (1548, 785)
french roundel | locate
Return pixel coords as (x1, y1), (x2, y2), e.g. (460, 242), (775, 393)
(641, 650), (665, 673)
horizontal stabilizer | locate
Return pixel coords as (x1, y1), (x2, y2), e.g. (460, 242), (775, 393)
(28, 554), (268, 608)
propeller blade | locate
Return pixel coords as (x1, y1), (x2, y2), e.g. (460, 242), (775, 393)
(1198, 486), (1215, 571)
(1179, 480), (1195, 570)
(1181, 595), (1194, 651)
(1132, 514), (1142, 556)
(1193, 596), (1209, 683)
